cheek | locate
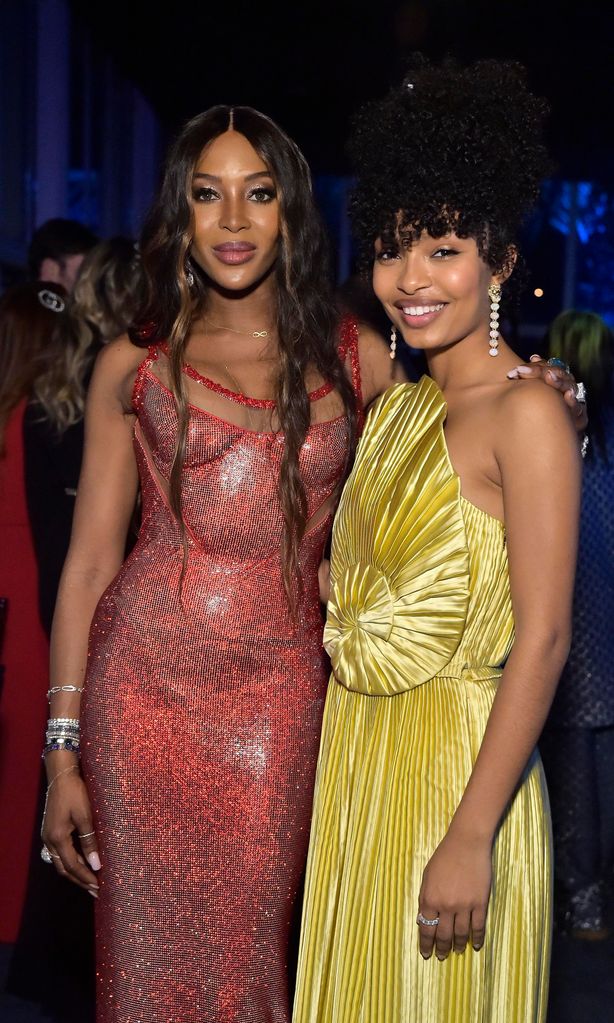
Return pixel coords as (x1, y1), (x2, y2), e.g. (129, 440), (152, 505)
(371, 265), (390, 304)
(261, 210), (280, 250)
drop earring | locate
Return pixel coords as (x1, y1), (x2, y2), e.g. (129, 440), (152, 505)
(185, 260), (195, 289)
(488, 284), (501, 356)
(389, 324), (397, 360)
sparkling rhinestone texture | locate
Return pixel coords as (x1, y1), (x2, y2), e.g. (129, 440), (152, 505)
(80, 320), (360, 1022)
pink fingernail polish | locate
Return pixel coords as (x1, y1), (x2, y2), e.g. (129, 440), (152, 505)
(87, 852), (101, 871)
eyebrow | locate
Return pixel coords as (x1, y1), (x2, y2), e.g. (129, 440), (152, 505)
(192, 171), (274, 183)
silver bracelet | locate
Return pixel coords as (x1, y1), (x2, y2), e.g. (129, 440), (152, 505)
(47, 685), (84, 698)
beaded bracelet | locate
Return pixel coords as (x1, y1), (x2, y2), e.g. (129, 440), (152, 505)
(46, 723), (80, 740)
(42, 739), (81, 757)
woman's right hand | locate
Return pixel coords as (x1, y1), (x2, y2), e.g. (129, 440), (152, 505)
(41, 767), (101, 894)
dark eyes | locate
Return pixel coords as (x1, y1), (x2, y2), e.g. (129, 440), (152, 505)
(192, 185), (276, 203)
(248, 186), (276, 203)
(375, 246), (460, 263)
(431, 247), (459, 258)
(375, 249), (399, 263)
(192, 186), (219, 202)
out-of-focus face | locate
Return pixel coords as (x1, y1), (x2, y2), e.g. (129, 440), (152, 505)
(372, 230), (496, 353)
(39, 253), (86, 293)
(189, 130), (280, 291)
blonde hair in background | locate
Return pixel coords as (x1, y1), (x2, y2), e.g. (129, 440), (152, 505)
(35, 237), (147, 435)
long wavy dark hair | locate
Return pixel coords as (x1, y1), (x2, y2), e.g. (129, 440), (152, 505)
(134, 105), (358, 609)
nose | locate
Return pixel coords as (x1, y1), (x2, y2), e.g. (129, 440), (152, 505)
(219, 195), (250, 233)
(396, 250), (431, 295)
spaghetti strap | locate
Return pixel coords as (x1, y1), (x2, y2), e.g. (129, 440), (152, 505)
(131, 345), (160, 413)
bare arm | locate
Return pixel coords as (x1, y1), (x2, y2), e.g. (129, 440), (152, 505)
(41, 336), (144, 890)
(417, 382), (582, 959)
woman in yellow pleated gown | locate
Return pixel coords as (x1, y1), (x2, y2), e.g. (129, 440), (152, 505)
(293, 56), (584, 1023)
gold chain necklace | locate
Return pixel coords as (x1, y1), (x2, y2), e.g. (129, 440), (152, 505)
(205, 317), (269, 339)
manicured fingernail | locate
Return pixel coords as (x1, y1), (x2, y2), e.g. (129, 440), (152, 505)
(420, 952), (431, 960)
(514, 365), (533, 376)
(87, 852), (101, 871)
(436, 953), (446, 961)
(472, 944), (482, 951)
(88, 889), (99, 899)
(507, 369), (519, 379)
(530, 354), (541, 361)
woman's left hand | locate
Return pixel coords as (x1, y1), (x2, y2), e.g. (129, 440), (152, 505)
(417, 830), (493, 961)
(507, 355), (588, 431)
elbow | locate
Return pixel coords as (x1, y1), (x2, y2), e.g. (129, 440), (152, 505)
(544, 629), (572, 674)
(515, 619), (572, 674)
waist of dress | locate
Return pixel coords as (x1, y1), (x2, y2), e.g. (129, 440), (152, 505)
(436, 664), (504, 683)
(331, 662), (504, 698)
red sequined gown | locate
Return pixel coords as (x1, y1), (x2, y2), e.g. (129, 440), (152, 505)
(80, 320), (361, 1023)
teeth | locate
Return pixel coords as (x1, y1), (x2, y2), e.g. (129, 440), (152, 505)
(402, 304), (444, 316)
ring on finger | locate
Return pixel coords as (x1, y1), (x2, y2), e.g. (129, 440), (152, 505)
(416, 911), (440, 927)
(78, 831), (96, 839)
(547, 356), (571, 373)
(574, 381), (587, 404)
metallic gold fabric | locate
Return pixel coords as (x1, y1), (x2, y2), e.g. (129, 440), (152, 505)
(293, 378), (552, 1023)
(80, 345), (353, 1023)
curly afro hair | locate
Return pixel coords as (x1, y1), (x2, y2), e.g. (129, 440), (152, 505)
(347, 53), (553, 284)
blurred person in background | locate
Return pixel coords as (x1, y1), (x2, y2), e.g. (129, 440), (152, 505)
(540, 308), (614, 941)
(24, 236), (146, 634)
(0, 281), (66, 946)
(27, 217), (98, 293)
(6, 237), (146, 1023)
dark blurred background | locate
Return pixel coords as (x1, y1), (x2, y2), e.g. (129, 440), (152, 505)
(1, 0), (613, 354)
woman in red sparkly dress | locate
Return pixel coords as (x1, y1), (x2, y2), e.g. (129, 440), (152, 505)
(39, 107), (402, 1023)
(37, 105), (581, 1023)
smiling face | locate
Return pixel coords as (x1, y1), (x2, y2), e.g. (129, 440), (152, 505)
(189, 129), (280, 292)
(372, 230), (502, 353)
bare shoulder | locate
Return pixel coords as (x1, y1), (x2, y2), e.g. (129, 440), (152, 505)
(89, 334), (148, 412)
(496, 378), (579, 460)
(355, 320), (407, 406)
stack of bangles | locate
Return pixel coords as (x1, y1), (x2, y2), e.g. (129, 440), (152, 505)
(43, 717), (81, 757)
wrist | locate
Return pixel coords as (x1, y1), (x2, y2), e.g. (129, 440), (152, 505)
(447, 811), (496, 847)
(44, 748), (80, 780)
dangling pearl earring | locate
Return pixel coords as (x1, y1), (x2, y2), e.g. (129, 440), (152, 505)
(185, 260), (195, 289)
(389, 324), (397, 360)
(488, 284), (502, 356)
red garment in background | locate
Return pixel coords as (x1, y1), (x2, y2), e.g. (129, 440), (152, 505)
(0, 399), (49, 942)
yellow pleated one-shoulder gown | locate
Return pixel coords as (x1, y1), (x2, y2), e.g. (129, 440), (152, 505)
(293, 377), (552, 1023)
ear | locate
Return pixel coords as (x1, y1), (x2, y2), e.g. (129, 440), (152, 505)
(492, 246), (517, 287)
(39, 257), (63, 284)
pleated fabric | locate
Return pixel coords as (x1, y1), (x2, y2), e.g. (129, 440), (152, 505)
(293, 378), (552, 1023)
